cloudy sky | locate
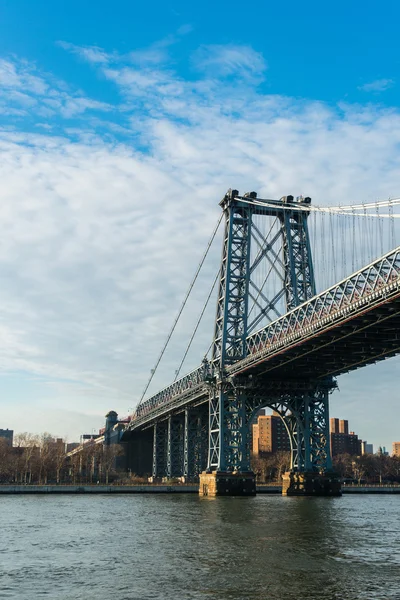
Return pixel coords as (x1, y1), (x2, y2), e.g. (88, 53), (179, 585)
(1, 0), (400, 449)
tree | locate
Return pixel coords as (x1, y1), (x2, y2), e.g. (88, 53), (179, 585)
(273, 451), (290, 482)
(370, 453), (391, 484)
(100, 445), (124, 484)
(53, 439), (67, 484)
(14, 433), (39, 484)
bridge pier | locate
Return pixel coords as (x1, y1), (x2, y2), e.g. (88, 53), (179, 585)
(282, 472), (342, 496)
(199, 471), (256, 497)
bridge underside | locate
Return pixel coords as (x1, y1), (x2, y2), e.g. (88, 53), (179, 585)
(232, 292), (400, 381)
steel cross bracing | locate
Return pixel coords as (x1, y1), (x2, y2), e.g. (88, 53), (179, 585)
(211, 191), (252, 365)
(208, 190), (319, 471)
(281, 208), (316, 310)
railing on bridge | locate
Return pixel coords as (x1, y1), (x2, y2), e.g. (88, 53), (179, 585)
(130, 246), (400, 423)
(233, 245), (400, 374)
(134, 362), (210, 420)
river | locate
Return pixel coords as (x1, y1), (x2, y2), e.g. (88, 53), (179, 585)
(0, 494), (399, 599)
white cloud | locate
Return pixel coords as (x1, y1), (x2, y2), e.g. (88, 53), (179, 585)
(0, 57), (114, 122)
(57, 41), (111, 64)
(358, 78), (394, 92)
(1, 47), (400, 447)
(193, 44), (267, 80)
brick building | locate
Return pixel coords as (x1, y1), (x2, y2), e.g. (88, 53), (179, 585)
(330, 418), (362, 456)
(252, 412), (290, 456)
(392, 442), (400, 457)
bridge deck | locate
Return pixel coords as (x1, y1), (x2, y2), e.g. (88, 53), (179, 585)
(126, 246), (400, 431)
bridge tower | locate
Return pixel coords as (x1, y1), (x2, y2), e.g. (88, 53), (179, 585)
(200, 189), (340, 496)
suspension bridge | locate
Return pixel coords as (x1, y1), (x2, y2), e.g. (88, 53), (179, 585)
(122, 189), (400, 496)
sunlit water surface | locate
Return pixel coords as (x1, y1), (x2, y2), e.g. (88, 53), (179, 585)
(1, 494), (399, 600)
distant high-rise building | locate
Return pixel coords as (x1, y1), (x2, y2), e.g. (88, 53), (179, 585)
(392, 442), (400, 457)
(252, 413), (290, 455)
(361, 441), (374, 455)
(330, 418), (362, 456)
(0, 429), (13, 446)
(330, 418), (339, 434)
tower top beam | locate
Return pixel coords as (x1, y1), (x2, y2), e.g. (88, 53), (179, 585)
(220, 189), (312, 217)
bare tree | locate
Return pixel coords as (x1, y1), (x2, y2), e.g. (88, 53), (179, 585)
(14, 433), (39, 484)
(273, 451), (290, 482)
(53, 439), (67, 484)
(100, 445), (124, 484)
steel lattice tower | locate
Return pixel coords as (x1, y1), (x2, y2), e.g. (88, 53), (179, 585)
(207, 189), (335, 490)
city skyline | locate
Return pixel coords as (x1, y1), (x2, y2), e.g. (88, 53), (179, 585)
(1, 2), (400, 449)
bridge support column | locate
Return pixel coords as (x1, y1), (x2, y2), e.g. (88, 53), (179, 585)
(282, 385), (341, 496)
(152, 421), (168, 480)
(200, 386), (256, 496)
(184, 408), (208, 481)
(166, 414), (184, 479)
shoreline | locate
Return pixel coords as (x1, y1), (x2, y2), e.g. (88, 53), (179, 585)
(1, 484), (400, 494)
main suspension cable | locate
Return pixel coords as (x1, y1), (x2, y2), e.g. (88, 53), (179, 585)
(173, 268), (220, 381)
(138, 213), (223, 404)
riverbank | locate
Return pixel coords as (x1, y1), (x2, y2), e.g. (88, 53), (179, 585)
(1, 484), (400, 494)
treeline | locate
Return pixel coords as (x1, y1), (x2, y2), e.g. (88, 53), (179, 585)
(333, 452), (400, 484)
(0, 433), (124, 485)
(251, 451), (400, 484)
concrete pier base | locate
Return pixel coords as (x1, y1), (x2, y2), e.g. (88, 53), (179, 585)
(199, 471), (256, 496)
(282, 471), (342, 496)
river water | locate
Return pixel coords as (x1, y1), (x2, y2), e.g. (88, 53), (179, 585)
(0, 494), (399, 600)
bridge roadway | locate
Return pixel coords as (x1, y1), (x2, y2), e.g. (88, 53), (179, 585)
(125, 245), (400, 433)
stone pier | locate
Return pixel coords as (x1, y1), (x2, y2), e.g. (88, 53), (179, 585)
(199, 471), (256, 496)
(282, 471), (342, 496)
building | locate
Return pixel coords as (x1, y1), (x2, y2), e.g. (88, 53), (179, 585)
(392, 442), (400, 457)
(0, 429), (13, 446)
(361, 441), (374, 455)
(252, 412), (290, 456)
(330, 418), (362, 456)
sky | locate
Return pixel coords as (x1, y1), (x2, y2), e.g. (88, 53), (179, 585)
(0, 0), (400, 449)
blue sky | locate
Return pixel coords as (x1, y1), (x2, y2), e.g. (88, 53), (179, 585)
(0, 0), (400, 449)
